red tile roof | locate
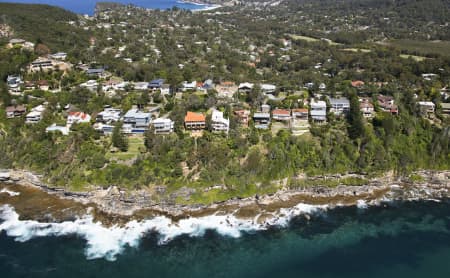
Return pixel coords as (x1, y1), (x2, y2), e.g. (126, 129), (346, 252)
(272, 109), (290, 116)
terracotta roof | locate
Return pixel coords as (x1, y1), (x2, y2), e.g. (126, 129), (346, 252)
(272, 109), (290, 115)
(351, 80), (365, 87)
(69, 111), (89, 120)
(185, 111), (205, 122)
(292, 108), (308, 113)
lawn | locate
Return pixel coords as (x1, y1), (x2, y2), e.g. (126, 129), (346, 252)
(380, 39), (450, 57)
(342, 48), (372, 53)
(399, 54), (428, 62)
(106, 136), (144, 161)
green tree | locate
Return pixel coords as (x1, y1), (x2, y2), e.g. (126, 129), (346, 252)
(112, 122), (128, 152)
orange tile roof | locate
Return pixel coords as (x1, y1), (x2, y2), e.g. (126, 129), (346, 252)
(292, 108), (308, 113)
(272, 109), (290, 115)
(185, 111), (205, 122)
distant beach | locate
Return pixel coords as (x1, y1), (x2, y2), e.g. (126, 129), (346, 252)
(0, 0), (221, 15)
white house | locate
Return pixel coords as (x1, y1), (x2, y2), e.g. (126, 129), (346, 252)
(96, 108), (122, 123)
(418, 101), (435, 116)
(328, 97), (350, 116)
(152, 118), (174, 134)
(50, 52), (67, 60)
(261, 84), (276, 94)
(46, 124), (69, 135)
(123, 109), (152, 133)
(211, 109), (230, 133)
(181, 81), (197, 91)
(25, 105), (46, 124)
(310, 99), (327, 122)
(80, 80), (99, 91)
(238, 82), (254, 92)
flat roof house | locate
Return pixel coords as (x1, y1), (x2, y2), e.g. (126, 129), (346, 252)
(253, 112), (271, 129)
(418, 101), (435, 117)
(185, 111), (206, 130)
(152, 118), (174, 134)
(25, 105), (45, 124)
(148, 79), (165, 90)
(310, 99), (327, 123)
(211, 109), (230, 133)
(329, 97), (350, 116)
(30, 58), (54, 72)
(123, 109), (152, 132)
(86, 68), (106, 78)
(96, 108), (122, 123)
(440, 103), (450, 116)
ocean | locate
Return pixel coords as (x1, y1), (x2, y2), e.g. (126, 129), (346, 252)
(0, 0), (214, 15)
(1, 199), (450, 278)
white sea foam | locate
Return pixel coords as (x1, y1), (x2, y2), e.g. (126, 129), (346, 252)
(0, 188), (20, 197)
(0, 203), (327, 261)
(356, 199), (368, 209)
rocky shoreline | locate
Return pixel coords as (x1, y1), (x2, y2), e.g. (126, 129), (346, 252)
(1, 169), (449, 221)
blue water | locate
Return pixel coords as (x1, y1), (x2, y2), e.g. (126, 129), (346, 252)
(0, 0), (211, 15)
(1, 200), (450, 278)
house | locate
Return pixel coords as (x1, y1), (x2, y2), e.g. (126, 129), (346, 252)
(25, 105), (45, 124)
(440, 103), (450, 116)
(133, 82), (150, 91)
(152, 118), (174, 134)
(86, 68), (106, 78)
(67, 112), (91, 126)
(211, 109), (230, 133)
(272, 109), (291, 121)
(148, 79), (164, 90)
(377, 95), (398, 115)
(184, 111), (206, 130)
(215, 81), (238, 98)
(328, 97), (350, 116)
(418, 101), (435, 117)
(359, 98), (374, 118)
(29, 58), (54, 72)
(80, 80), (98, 91)
(203, 79), (214, 90)
(261, 104), (271, 113)
(6, 75), (22, 89)
(261, 84), (276, 94)
(5, 105), (26, 118)
(181, 81), (197, 91)
(36, 80), (50, 91)
(234, 110), (250, 127)
(253, 112), (271, 129)
(50, 52), (67, 60)
(93, 122), (115, 134)
(310, 99), (327, 123)
(292, 108), (309, 121)
(123, 109), (152, 133)
(8, 38), (25, 47)
(160, 84), (171, 95)
(238, 82), (254, 93)
(45, 124), (69, 135)
(96, 108), (122, 123)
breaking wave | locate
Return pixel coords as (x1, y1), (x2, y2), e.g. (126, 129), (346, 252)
(0, 203), (327, 261)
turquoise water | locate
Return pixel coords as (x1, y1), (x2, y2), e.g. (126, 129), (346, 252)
(0, 0), (212, 15)
(1, 200), (450, 277)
